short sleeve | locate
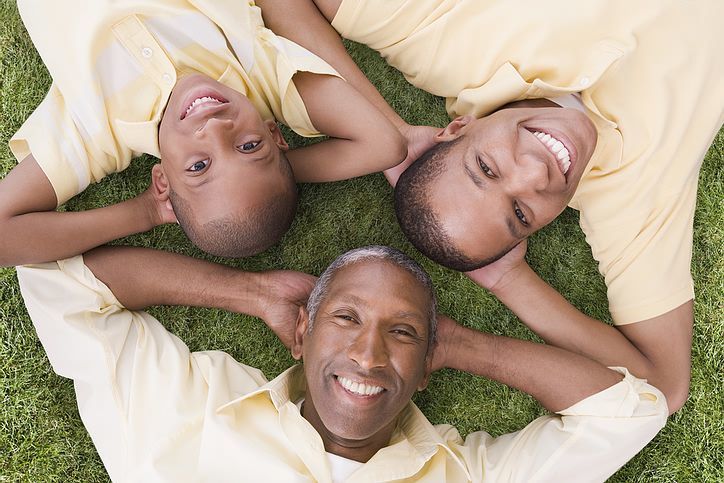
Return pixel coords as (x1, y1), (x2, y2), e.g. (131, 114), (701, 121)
(9, 84), (134, 206)
(248, 29), (342, 137)
(581, 184), (697, 325)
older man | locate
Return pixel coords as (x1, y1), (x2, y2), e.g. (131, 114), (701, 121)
(18, 245), (666, 481)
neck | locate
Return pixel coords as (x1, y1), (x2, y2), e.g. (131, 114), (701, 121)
(500, 98), (562, 110)
(301, 401), (397, 463)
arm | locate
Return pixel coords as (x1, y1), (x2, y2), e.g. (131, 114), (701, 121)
(0, 155), (170, 267)
(83, 245), (316, 348)
(256, 0), (439, 183)
(433, 315), (622, 413)
(286, 72), (407, 182)
(466, 242), (692, 413)
(15, 248), (306, 478)
(256, 0), (406, 130)
(433, 315), (668, 481)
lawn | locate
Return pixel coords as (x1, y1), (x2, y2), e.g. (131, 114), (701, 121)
(1, 1), (722, 481)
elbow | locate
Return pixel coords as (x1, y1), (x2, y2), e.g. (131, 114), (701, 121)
(0, 220), (15, 268)
(662, 377), (690, 415)
(648, 370), (690, 415)
(394, 130), (408, 165)
(378, 130), (407, 171)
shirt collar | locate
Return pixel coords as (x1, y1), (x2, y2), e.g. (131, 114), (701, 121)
(353, 402), (470, 481)
(216, 365), (470, 481)
(215, 365), (305, 413)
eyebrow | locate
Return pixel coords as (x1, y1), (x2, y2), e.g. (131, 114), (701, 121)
(184, 169), (212, 190)
(505, 216), (526, 240)
(336, 294), (370, 308)
(464, 160), (486, 189)
(335, 295), (427, 323)
(392, 311), (427, 323)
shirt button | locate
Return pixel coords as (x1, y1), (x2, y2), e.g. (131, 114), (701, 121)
(579, 76), (590, 87)
(141, 47), (153, 59)
(162, 73), (174, 85)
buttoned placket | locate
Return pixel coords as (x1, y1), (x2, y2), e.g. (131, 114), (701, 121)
(112, 16), (177, 102)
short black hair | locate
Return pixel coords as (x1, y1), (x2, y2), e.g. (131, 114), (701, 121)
(170, 182), (298, 258)
(394, 139), (514, 272)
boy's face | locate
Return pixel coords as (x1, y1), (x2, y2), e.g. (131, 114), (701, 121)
(158, 74), (290, 227)
(295, 259), (432, 457)
(427, 106), (598, 262)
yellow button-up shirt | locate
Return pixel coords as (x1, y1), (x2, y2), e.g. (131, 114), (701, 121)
(332, 0), (724, 324)
(17, 256), (667, 482)
(9, 0), (338, 206)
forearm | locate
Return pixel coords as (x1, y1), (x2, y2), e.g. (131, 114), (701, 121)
(0, 196), (157, 267)
(256, 0), (407, 129)
(440, 322), (622, 412)
(288, 72), (406, 182)
(288, 136), (400, 182)
(487, 264), (654, 376)
(83, 246), (267, 316)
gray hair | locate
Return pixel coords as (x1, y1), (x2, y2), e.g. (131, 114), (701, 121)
(307, 246), (438, 347)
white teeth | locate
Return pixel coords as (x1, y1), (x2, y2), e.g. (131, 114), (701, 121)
(337, 376), (384, 396)
(184, 96), (223, 117)
(533, 131), (571, 174)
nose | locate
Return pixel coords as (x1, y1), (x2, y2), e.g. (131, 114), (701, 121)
(347, 327), (389, 370)
(505, 153), (549, 195)
(197, 117), (235, 143)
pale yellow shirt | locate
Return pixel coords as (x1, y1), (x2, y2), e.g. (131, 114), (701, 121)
(9, 0), (338, 206)
(332, 0), (724, 324)
(17, 256), (668, 482)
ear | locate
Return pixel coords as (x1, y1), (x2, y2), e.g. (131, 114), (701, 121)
(151, 164), (175, 215)
(291, 306), (310, 360)
(265, 119), (289, 152)
(417, 355), (433, 391)
(436, 115), (475, 142)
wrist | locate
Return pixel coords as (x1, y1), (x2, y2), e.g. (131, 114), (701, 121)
(432, 316), (462, 371)
(134, 190), (162, 230)
(490, 262), (535, 298)
(227, 270), (268, 318)
(396, 122), (414, 140)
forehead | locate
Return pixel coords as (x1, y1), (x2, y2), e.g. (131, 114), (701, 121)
(324, 259), (431, 317)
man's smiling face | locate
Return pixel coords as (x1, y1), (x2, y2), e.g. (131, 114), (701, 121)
(424, 105), (598, 264)
(293, 258), (433, 460)
(158, 73), (293, 229)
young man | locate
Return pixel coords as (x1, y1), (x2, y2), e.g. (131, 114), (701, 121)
(257, 0), (724, 414)
(16, 245), (667, 481)
(0, 0), (405, 266)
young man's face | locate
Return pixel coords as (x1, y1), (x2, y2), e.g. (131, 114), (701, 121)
(158, 74), (291, 227)
(428, 106), (598, 263)
(295, 259), (432, 459)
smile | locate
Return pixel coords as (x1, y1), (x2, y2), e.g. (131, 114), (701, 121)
(182, 95), (227, 120)
(532, 131), (571, 174)
(336, 376), (384, 396)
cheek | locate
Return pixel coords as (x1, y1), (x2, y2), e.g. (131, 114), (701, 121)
(535, 193), (570, 226)
(158, 129), (187, 165)
(393, 351), (428, 391)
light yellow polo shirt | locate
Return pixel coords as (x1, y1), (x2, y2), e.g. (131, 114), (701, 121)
(9, 0), (338, 206)
(333, 0), (724, 324)
(16, 256), (667, 482)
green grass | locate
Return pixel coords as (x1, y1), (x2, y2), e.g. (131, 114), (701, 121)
(1, 1), (722, 481)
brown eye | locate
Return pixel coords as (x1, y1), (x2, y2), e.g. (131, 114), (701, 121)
(238, 141), (261, 152)
(478, 157), (495, 178)
(187, 159), (209, 172)
(514, 203), (528, 226)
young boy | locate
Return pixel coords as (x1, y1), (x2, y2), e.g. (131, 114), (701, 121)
(0, 0), (405, 266)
